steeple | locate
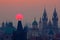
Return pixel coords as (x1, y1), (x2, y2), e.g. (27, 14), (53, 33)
(42, 8), (48, 22)
(52, 8), (58, 21)
(42, 8), (48, 35)
(32, 17), (38, 29)
(32, 17), (38, 25)
(48, 20), (54, 40)
(52, 8), (58, 26)
(17, 20), (23, 32)
(42, 8), (48, 26)
(52, 8), (58, 33)
(53, 8), (57, 18)
(39, 18), (42, 31)
(43, 8), (47, 17)
(15, 20), (24, 40)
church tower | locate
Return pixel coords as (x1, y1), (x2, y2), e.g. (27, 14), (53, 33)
(42, 8), (48, 35)
(48, 21), (54, 40)
(32, 18), (38, 29)
(15, 20), (24, 40)
(17, 21), (23, 32)
(52, 8), (58, 33)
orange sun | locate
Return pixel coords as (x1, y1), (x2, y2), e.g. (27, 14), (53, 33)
(16, 13), (23, 20)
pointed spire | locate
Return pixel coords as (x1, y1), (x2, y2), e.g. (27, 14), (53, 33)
(53, 8), (57, 17)
(42, 8), (48, 21)
(43, 8), (47, 18)
(52, 8), (58, 21)
(17, 21), (23, 32)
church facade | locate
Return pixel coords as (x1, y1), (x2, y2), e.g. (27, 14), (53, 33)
(27, 8), (59, 40)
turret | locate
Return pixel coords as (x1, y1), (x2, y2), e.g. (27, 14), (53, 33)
(32, 18), (38, 29)
(52, 8), (58, 33)
(42, 8), (48, 35)
(42, 8), (48, 28)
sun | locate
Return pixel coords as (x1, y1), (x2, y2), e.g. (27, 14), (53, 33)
(16, 13), (23, 20)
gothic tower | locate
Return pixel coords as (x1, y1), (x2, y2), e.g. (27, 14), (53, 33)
(52, 8), (58, 33)
(42, 8), (48, 35)
(14, 20), (24, 40)
(32, 18), (38, 29)
(17, 21), (23, 32)
(48, 21), (54, 40)
(39, 18), (42, 32)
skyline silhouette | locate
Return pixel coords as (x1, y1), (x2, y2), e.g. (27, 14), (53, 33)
(0, 0), (60, 27)
(0, 9), (60, 40)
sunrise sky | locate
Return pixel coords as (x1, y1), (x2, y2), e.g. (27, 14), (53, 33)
(0, 0), (60, 27)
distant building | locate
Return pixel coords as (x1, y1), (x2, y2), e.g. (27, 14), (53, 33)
(27, 8), (59, 40)
(0, 22), (16, 40)
(0, 8), (59, 40)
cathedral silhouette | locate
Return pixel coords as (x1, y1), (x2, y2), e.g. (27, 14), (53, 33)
(0, 8), (60, 40)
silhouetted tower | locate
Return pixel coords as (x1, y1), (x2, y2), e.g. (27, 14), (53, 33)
(52, 8), (58, 33)
(15, 20), (24, 40)
(32, 18), (39, 40)
(42, 8), (48, 35)
(48, 21), (54, 40)
(17, 21), (23, 31)
(32, 18), (38, 29)
(39, 18), (42, 32)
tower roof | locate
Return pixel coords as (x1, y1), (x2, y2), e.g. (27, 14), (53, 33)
(42, 8), (48, 21)
(17, 21), (23, 32)
(53, 8), (57, 17)
(32, 18), (38, 25)
(52, 8), (58, 21)
(43, 8), (47, 17)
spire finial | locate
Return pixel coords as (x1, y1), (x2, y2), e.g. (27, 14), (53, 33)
(43, 8), (47, 17)
(53, 8), (57, 17)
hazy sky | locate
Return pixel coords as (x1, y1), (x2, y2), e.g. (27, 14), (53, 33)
(0, 0), (60, 27)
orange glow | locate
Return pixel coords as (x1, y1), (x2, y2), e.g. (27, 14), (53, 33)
(16, 13), (23, 20)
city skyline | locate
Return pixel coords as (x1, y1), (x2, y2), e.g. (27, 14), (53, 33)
(0, 0), (60, 27)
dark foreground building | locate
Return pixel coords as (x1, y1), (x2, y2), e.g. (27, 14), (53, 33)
(12, 20), (27, 40)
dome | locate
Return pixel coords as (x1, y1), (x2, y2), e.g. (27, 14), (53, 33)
(32, 18), (38, 25)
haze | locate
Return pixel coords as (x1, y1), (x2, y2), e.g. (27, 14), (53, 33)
(0, 0), (60, 28)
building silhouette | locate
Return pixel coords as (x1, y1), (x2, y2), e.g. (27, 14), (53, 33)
(0, 8), (60, 40)
(27, 8), (59, 40)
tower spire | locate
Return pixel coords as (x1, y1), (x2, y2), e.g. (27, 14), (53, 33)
(43, 8), (47, 18)
(52, 8), (58, 33)
(17, 20), (23, 32)
(42, 8), (48, 22)
(42, 8), (48, 35)
(53, 8), (57, 17)
(32, 17), (38, 29)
